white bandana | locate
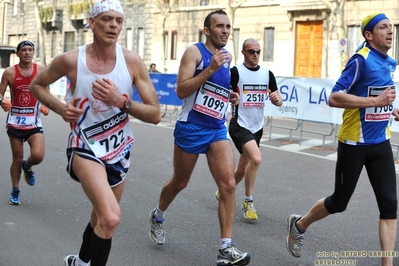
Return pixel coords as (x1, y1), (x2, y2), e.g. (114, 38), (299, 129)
(89, 0), (124, 18)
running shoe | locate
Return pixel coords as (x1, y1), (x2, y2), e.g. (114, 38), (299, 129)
(8, 189), (21, 205)
(215, 190), (220, 201)
(217, 242), (251, 266)
(286, 214), (306, 257)
(22, 160), (35, 186)
(242, 200), (258, 220)
(149, 209), (165, 245)
(63, 254), (76, 266)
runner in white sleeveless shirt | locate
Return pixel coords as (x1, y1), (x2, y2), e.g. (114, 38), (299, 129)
(216, 38), (282, 222)
(30, 1), (161, 265)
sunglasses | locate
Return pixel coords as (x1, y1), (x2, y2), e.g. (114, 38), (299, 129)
(244, 49), (261, 54)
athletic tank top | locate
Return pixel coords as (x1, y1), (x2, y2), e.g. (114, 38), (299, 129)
(232, 64), (270, 133)
(337, 45), (396, 145)
(7, 64), (42, 130)
(65, 44), (134, 163)
(177, 42), (231, 129)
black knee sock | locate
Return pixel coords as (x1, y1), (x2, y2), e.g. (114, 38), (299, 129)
(78, 222), (94, 263)
(89, 232), (112, 266)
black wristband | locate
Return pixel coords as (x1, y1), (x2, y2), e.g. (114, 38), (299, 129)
(0, 98), (3, 104)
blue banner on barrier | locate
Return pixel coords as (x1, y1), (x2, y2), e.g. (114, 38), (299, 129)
(133, 73), (182, 106)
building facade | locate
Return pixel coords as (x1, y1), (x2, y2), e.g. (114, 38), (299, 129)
(1, 0), (399, 80)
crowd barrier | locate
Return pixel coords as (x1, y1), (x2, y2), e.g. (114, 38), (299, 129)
(266, 77), (399, 151)
(48, 75), (399, 154)
(133, 73), (182, 123)
(264, 77), (340, 149)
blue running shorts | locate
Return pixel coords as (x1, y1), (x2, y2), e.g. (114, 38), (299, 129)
(174, 121), (229, 154)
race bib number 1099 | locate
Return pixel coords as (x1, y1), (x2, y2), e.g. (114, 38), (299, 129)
(193, 80), (230, 120)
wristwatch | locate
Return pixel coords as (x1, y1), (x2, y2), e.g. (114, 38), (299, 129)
(123, 96), (131, 111)
(0, 98), (3, 104)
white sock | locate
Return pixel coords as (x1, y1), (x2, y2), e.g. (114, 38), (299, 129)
(220, 238), (232, 249)
(244, 196), (253, 201)
(75, 255), (90, 266)
(155, 206), (165, 221)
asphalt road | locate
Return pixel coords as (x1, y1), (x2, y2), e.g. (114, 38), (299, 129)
(0, 110), (398, 266)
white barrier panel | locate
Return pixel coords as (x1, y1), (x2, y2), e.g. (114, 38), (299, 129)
(47, 75), (399, 132)
(266, 77), (399, 131)
(49, 76), (68, 96)
(264, 77), (342, 124)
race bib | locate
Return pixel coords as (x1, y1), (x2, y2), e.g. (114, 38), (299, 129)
(193, 81), (230, 120)
(81, 111), (134, 163)
(7, 106), (36, 129)
(365, 86), (394, 122)
(242, 84), (268, 108)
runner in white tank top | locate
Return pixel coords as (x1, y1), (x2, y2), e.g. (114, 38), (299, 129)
(30, 1), (161, 265)
(227, 38), (282, 221)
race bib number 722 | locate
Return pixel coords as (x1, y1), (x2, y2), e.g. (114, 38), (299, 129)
(81, 111), (134, 162)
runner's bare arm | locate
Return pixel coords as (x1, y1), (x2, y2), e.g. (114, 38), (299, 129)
(30, 50), (84, 122)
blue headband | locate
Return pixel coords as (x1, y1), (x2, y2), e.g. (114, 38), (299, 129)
(16, 40), (34, 52)
(361, 13), (389, 36)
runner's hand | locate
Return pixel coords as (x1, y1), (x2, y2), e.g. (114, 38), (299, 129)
(41, 106), (49, 115)
(62, 98), (84, 122)
(1, 99), (10, 112)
